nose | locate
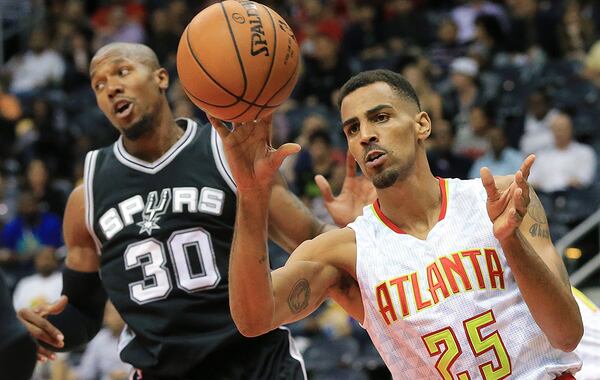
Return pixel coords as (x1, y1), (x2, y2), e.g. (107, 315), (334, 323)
(107, 79), (124, 99)
(359, 123), (378, 145)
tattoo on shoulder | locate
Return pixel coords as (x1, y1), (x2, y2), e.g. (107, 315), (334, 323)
(288, 278), (310, 313)
(527, 191), (550, 239)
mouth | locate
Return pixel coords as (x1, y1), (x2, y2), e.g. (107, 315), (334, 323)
(113, 99), (134, 119)
(365, 150), (386, 168)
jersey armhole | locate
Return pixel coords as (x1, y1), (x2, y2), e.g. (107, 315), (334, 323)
(83, 150), (102, 254)
(210, 128), (237, 194)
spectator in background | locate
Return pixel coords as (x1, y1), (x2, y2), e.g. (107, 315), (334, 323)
(0, 83), (21, 158)
(12, 248), (62, 311)
(293, 32), (352, 108)
(428, 19), (467, 82)
(400, 58), (443, 121)
(558, 0), (597, 60)
(147, 7), (180, 67)
(427, 119), (472, 179)
(0, 173), (18, 229)
(469, 126), (524, 178)
(451, 0), (507, 44)
(453, 104), (492, 160)
(383, 0), (428, 50)
(294, 130), (345, 224)
(91, 0), (146, 29)
(4, 29), (66, 97)
(583, 39), (600, 89)
(505, 0), (562, 57)
(0, 191), (63, 284)
(519, 89), (561, 154)
(529, 113), (597, 192)
(341, 3), (385, 68)
(471, 14), (507, 68)
(75, 301), (132, 380)
(24, 160), (67, 216)
(93, 4), (146, 50)
(442, 57), (484, 130)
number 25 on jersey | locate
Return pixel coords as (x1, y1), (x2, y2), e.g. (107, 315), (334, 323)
(422, 309), (511, 380)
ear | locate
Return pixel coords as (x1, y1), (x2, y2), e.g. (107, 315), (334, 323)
(155, 68), (169, 91)
(415, 111), (432, 142)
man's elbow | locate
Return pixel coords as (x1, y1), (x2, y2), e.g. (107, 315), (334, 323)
(549, 323), (583, 352)
(233, 319), (272, 338)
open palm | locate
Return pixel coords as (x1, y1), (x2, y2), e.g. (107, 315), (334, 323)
(208, 115), (300, 191)
(316, 152), (376, 226)
(480, 155), (535, 242)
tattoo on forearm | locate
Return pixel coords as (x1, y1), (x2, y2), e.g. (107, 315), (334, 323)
(527, 191), (550, 239)
(288, 278), (310, 313)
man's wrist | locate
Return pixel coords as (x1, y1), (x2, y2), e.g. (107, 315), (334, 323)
(498, 230), (527, 253)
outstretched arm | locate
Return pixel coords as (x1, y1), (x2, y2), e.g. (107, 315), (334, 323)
(233, 188), (346, 336)
(481, 155), (583, 351)
(208, 116), (348, 336)
(18, 186), (107, 359)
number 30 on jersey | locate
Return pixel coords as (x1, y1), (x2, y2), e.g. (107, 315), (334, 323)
(124, 227), (220, 304)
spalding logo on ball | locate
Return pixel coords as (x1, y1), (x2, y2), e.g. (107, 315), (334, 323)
(176, 0), (300, 123)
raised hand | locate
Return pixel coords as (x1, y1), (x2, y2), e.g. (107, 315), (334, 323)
(17, 295), (68, 361)
(207, 115), (300, 191)
(315, 151), (376, 226)
(480, 155), (535, 242)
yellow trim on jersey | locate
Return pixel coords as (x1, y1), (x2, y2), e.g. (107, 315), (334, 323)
(572, 287), (598, 312)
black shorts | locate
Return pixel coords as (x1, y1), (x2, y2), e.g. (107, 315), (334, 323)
(130, 328), (306, 380)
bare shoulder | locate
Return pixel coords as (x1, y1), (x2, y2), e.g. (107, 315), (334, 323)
(493, 175), (515, 191)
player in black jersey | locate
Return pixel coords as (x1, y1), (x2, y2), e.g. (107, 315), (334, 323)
(17, 42), (374, 379)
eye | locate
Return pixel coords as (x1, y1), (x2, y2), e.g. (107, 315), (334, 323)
(119, 67), (130, 76)
(375, 113), (389, 123)
(346, 124), (359, 136)
(94, 81), (105, 91)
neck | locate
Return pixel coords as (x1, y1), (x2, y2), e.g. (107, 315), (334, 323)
(121, 103), (183, 162)
(376, 156), (442, 238)
(459, 85), (476, 105)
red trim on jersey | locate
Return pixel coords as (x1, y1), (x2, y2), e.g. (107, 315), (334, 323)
(372, 178), (448, 234)
(437, 177), (448, 221)
(556, 374), (576, 380)
(373, 199), (406, 234)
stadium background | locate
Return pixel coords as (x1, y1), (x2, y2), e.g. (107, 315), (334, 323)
(0, 0), (599, 379)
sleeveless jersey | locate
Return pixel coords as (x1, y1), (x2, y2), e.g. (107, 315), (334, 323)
(572, 288), (600, 380)
(83, 119), (305, 378)
(348, 178), (581, 379)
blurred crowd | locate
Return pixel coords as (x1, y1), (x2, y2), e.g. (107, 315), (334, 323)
(1, 0), (600, 379)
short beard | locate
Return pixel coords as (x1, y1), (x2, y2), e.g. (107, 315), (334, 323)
(372, 161), (414, 189)
(122, 114), (155, 140)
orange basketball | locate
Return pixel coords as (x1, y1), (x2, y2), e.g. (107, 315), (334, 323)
(176, 0), (300, 123)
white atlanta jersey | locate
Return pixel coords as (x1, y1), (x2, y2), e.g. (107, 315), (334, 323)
(572, 288), (600, 380)
(348, 178), (581, 379)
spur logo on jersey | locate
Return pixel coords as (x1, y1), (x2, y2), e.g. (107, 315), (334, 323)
(99, 186), (225, 239)
(375, 248), (505, 325)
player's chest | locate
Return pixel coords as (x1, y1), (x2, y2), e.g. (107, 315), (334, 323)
(94, 184), (234, 242)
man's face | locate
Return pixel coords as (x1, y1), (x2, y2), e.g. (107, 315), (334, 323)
(341, 82), (422, 189)
(528, 93), (549, 120)
(90, 52), (166, 140)
(551, 115), (573, 148)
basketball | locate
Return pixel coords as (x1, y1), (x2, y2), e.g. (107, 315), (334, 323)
(176, 0), (300, 123)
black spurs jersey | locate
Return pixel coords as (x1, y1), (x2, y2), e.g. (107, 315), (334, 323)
(83, 119), (305, 379)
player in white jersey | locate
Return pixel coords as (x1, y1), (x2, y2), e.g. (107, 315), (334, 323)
(572, 288), (600, 379)
(213, 69), (584, 379)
